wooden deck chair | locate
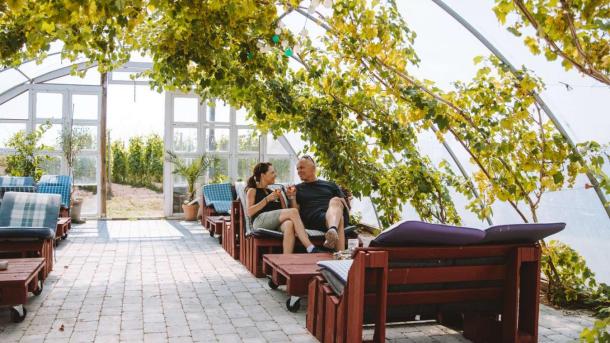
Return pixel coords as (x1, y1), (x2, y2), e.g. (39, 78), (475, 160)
(200, 183), (233, 231)
(0, 192), (61, 280)
(308, 220), (566, 343)
(233, 182), (358, 278)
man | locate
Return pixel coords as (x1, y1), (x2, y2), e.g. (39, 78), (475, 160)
(286, 155), (349, 251)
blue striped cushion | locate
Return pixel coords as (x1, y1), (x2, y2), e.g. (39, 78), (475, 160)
(37, 175), (72, 207)
(0, 176), (35, 186)
(0, 192), (61, 231)
(203, 183), (232, 213)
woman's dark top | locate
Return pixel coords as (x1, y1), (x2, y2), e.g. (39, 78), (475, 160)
(251, 187), (282, 221)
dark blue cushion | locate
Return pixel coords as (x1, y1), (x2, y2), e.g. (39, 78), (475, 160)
(370, 220), (485, 247)
(0, 227), (56, 240)
(482, 222), (565, 244)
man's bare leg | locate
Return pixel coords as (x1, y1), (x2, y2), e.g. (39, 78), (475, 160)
(325, 197), (346, 251)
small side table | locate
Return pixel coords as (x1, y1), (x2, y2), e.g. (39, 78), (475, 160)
(262, 253), (334, 312)
(56, 217), (71, 242)
(0, 258), (45, 322)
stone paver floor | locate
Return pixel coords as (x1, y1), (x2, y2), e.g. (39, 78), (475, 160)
(0, 220), (596, 342)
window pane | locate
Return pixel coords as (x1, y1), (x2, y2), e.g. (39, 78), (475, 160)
(38, 123), (61, 150)
(39, 155), (61, 175)
(174, 97), (198, 123)
(0, 92), (28, 119)
(173, 128), (198, 152)
(209, 156), (229, 183)
(236, 108), (252, 125)
(72, 94), (98, 120)
(238, 129), (259, 152)
(237, 157), (259, 182)
(36, 92), (63, 119)
(0, 123), (26, 149)
(206, 128), (229, 152)
(266, 134), (288, 154)
(76, 184), (97, 216)
(208, 101), (230, 122)
(73, 126), (97, 150)
(74, 155), (97, 184)
(269, 158), (292, 183)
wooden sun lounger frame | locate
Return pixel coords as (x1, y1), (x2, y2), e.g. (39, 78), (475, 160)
(307, 243), (541, 343)
(231, 199), (356, 278)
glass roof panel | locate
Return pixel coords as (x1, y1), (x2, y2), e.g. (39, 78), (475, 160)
(0, 69), (27, 94)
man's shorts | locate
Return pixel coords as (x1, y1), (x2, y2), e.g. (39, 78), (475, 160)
(304, 210), (350, 231)
(252, 210), (282, 231)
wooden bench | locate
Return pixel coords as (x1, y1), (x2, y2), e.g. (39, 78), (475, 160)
(0, 258), (45, 322)
(307, 243), (541, 343)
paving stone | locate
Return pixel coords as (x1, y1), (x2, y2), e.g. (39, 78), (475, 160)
(0, 220), (595, 343)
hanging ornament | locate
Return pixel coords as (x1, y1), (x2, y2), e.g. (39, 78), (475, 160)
(274, 27), (282, 35)
(323, 0), (333, 8)
(284, 48), (293, 57)
(256, 41), (263, 48)
(277, 21), (285, 29)
(247, 51), (253, 60)
(272, 34), (280, 43)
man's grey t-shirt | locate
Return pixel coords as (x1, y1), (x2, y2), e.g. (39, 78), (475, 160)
(295, 180), (348, 230)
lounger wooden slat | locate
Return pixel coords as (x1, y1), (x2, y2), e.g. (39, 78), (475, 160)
(380, 265), (507, 285)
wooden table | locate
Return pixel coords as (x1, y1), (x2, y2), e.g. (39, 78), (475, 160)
(262, 253), (334, 312)
(0, 258), (45, 322)
(56, 217), (71, 242)
(206, 215), (230, 243)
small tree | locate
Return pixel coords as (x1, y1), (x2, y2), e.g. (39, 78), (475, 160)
(58, 124), (93, 197)
(143, 134), (164, 184)
(166, 151), (217, 203)
(111, 141), (128, 184)
(5, 122), (53, 182)
(127, 136), (144, 185)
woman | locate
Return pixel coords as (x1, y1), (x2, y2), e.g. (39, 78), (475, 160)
(246, 162), (318, 254)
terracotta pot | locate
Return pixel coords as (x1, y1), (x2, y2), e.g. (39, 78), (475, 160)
(182, 203), (199, 221)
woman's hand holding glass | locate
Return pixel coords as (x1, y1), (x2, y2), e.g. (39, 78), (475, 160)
(266, 190), (280, 203)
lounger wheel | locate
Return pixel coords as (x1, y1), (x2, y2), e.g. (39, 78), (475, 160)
(268, 279), (279, 290)
(32, 281), (43, 296)
(286, 297), (301, 312)
(10, 306), (27, 323)
(62, 233), (68, 239)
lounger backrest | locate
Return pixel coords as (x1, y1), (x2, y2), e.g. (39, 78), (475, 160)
(0, 186), (36, 203)
(203, 183), (233, 214)
(37, 175), (72, 208)
(234, 182), (254, 235)
(0, 176), (35, 187)
(0, 192), (61, 230)
(355, 244), (538, 323)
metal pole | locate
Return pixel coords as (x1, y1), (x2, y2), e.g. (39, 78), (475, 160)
(100, 72), (108, 218)
(431, 0), (610, 219)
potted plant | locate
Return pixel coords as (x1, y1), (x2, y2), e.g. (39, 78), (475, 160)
(166, 151), (217, 221)
(58, 123), (92, 223)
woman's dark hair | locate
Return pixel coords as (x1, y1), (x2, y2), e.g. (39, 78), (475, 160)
(247, 162), (273, 189)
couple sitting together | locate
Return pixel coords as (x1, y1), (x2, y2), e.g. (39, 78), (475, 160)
(246, 156), (350, 254)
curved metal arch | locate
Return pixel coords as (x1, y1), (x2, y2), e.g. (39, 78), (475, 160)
(0, 61), (97, 106)
(431, 0), (610, 220)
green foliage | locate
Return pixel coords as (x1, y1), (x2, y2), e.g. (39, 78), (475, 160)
(143, 134), (164, 183)
(580, 317), (610, 343)
(127, 136), (145, 185)
(210, 173), (229, 184)
(543, 240), (610, 312)
(111, 141), (128, 183)
(166, 151), (218, 202)
(58, 125), (93, 195)
(493, 0), (610, 85)
(5, 122), (53, 182)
